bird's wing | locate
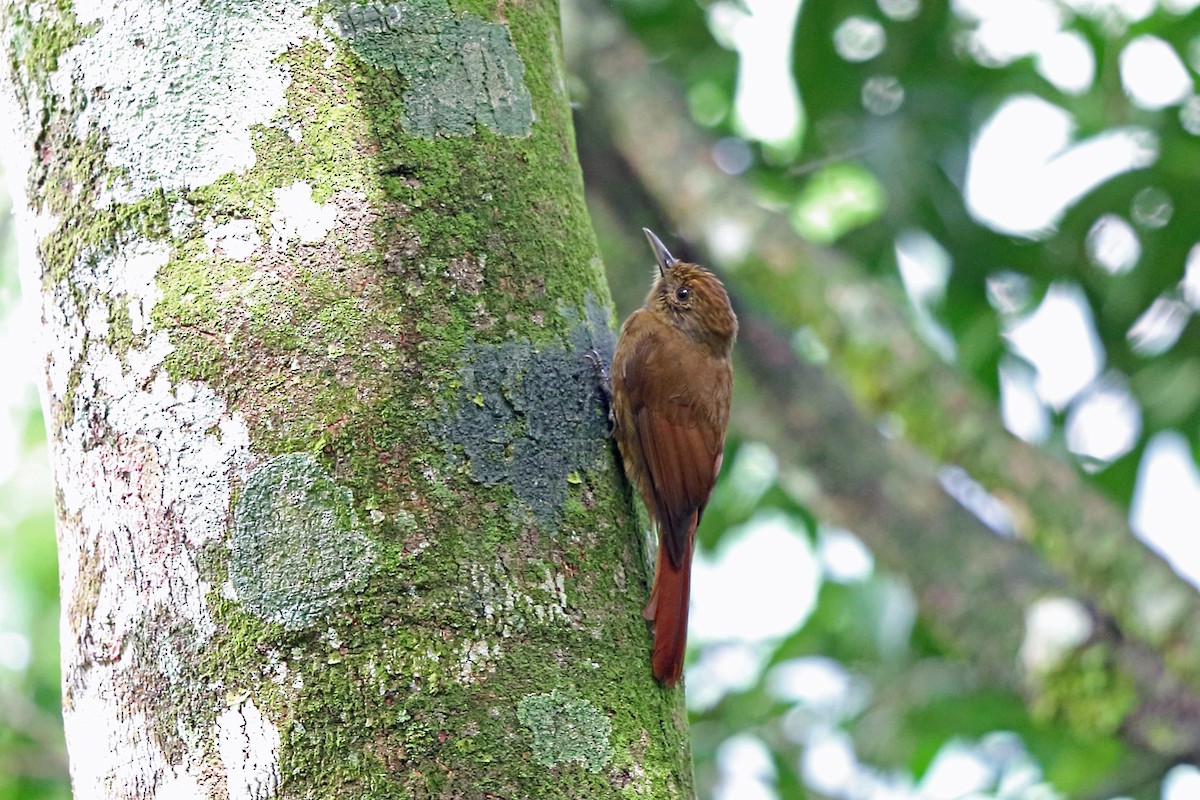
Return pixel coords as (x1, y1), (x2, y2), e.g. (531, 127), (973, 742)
(618, 330), (727, 568)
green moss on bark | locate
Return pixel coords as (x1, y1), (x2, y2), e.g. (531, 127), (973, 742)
(3, 0), (91, 91)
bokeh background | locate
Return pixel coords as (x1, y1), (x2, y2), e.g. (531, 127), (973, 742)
(5, 0), (1200, 797)
(0, 159), (67, 796)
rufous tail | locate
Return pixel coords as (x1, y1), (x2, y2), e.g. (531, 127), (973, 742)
(642, 515), (696, 686)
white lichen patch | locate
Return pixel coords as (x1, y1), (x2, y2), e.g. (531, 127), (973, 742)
(46, 240), (168, 400)
(459, 638), (500, 684)
(169, 199), (199, 239)
(216, 700), (281, 800)
(55, 359), (247, 646)
(64, 671), (213, 799)
(42, 236), (256, 793)
(1020, 596), (1093, 676)
(456, 562), (572, 682)
(44, 271), (85, 401)
(65, 685), (169, 799)
(156, 769), (206, 800)
(270, 181), (338, 248)
(204, 219), (263, 261)
(538, 568), (570, 617)
(469, 561), (571, 637)
(52, 240), (252, 651)
(263, 650), (290, 687)
(53, 0), (326, 203)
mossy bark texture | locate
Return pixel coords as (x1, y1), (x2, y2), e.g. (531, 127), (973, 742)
(0, 1), (693, 797)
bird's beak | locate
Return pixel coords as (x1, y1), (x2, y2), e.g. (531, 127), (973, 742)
(642, 228), (676, 277)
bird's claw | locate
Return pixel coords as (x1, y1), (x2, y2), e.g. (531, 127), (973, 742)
(584, 348), (615, 432)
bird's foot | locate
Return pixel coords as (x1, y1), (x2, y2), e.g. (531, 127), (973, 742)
(584, 348), (614, 432)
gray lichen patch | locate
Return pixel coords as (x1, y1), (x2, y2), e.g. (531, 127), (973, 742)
(332, 0), (533, 137)
(517, 690), (614, 773)
(437, 296), (615, 523)
(232, 453), (376, 628)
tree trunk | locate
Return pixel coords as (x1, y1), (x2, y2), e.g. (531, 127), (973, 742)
(0, 1), (694, 796)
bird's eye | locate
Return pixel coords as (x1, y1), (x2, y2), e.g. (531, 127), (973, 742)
(675, 286), (690, 302)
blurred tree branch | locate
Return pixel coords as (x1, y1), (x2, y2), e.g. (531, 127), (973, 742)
(568, 0), (1200, 764)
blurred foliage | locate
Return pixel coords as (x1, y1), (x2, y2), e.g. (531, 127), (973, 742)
(683, 438), (1146, 800)
(0, 169), (68, 798)
(602, 0), (1200, 798)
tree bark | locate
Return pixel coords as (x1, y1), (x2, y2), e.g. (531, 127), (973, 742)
(568, 0), (1200, 763)
(0, 1), (694, 797)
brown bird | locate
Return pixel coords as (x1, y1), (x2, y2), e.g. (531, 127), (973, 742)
(611, 228), (737, 686)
